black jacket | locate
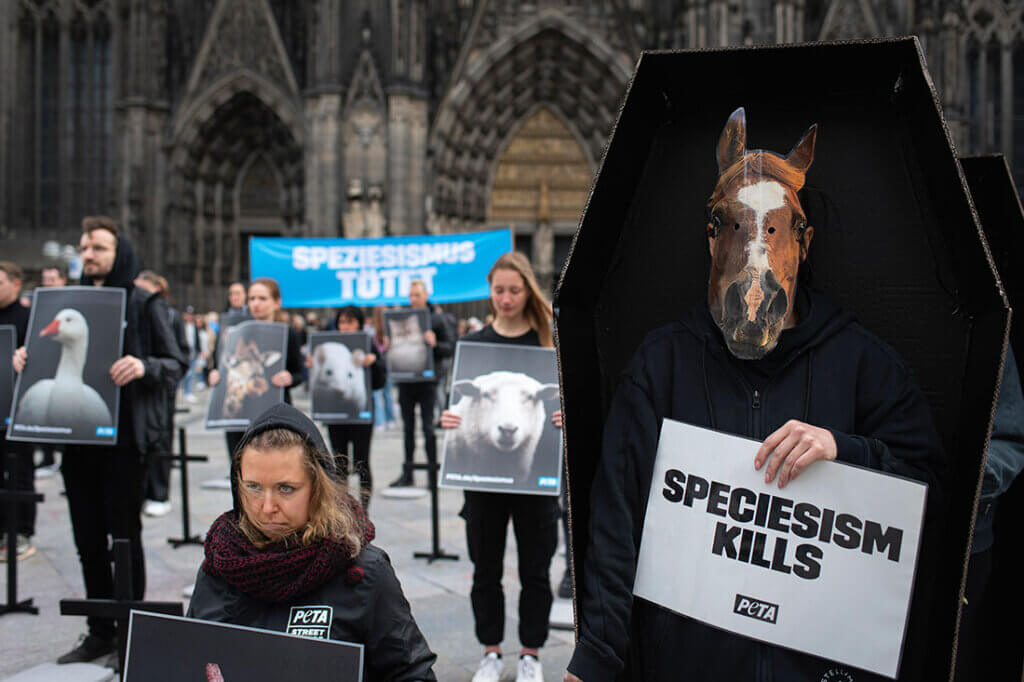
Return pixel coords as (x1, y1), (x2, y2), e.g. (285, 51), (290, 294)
(568, 288), (943, 682)
(191, 403), (437, 682)
(82, 237), (187, 454)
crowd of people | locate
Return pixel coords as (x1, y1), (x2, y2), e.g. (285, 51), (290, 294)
(0, 214), (565, 682)
(2, 206), (1019, 682)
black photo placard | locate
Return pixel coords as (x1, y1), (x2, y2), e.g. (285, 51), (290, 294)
(440, 341), (562, 495)
(383, 308), (435, 383)
(205, 321), (288, 430)
(6, 287), (125, 445)
(310, 331), (374, 424)
(0, 325), (14, 428)
(124, 611), (364, 682)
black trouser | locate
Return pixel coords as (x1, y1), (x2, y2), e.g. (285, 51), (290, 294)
(327, 424), (373, 511)
(0, 437), (37, 537)
(143, 388), (176, 502)
(62, 442), (146, 641)
(398, 382), (437, 480)
(462, 491), (560, 648)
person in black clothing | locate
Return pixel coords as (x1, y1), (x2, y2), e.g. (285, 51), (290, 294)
(387, 280), (453, 487)
(0, 261), (36, 560)
(135, 271), (190, 517)
(14, 217), (187, 664)
(441, 252), (562, 682)
(317, 305), (386, 512)
(564, 110), (943, 682)
(187, 403), (437, 681)
(208, 278), (304, 466)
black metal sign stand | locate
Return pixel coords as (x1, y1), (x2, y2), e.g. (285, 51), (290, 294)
(0, 486), (44, 616)
(60, 539), (183, 674)
(163, 427), (208, 548)
(412, 452), (458, 564)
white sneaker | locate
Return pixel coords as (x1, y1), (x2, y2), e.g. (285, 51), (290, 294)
(516, 655), (543, 682)
(185, 394), (198, 403)
(471, 651), (504, 682)
(144, 500), (172, 517)
(35, 464), (58, 479)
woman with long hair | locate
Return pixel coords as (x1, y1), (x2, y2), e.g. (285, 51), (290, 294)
(187, 403), (436, 680)
(208, 278), (305, 468)
(440, 251), (562, 682)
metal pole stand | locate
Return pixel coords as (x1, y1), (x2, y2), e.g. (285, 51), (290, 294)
(412, 450), (459, 564)
(0, 486), (44, 616)
(165, 427), (208, 548)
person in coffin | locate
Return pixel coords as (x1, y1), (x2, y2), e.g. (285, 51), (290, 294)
(187, 402), (437, 681)
(564, 109), (944, 682)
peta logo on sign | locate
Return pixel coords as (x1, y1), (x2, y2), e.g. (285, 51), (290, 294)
(733, 594), (778, 624)
(286, 605), (333, 639)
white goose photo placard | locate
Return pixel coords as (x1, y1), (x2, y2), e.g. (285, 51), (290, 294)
(6, 286), (125, 445)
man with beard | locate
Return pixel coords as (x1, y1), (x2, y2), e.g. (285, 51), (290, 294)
(13, 217), (187, 664)
(564, 109), (943, 682)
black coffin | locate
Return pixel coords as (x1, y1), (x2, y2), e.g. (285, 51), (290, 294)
(958, 154), (1024, 682)
(555, 37), (1008, 681)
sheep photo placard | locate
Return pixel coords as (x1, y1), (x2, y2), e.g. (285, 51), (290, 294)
(383, 309), (435, 382)
(6, 286), (125, 445)
(206, 321), (288, 430)
(1, 325), (14, 426)
(440, 341), (562, 495)
(124, 611), (364, 681)
(309, 331), (374, 424)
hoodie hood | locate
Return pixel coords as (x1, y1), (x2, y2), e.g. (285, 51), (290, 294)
(80, 234), (139, 290)
(230, 403), (335, 512)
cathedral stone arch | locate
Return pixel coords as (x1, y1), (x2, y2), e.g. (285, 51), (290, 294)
(429, 17), (628, 233)
(165, 90), (303, 307)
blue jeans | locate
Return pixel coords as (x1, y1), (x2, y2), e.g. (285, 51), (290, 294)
(374, 380), (396, 424)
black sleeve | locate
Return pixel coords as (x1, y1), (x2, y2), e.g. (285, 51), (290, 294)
(430, 313), (454, 361)
(370, 355), (387, 391)
(171, 310), (190, 359)
(210, 327), (221, 372)
(365, 552), (438, 681)
(285, 326), (305, 388)
(567, 370), (658, 682)
(139, 296), (188, 388)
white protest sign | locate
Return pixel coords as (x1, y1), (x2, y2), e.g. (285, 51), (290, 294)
(633, 419), (927, 679)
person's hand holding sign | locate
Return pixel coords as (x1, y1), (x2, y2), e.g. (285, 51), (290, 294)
(755, 419), (837, 488)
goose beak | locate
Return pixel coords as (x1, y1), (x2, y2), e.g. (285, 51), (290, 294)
(41, 318), (60, 337)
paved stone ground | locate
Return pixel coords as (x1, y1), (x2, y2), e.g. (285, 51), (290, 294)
(0, 388), (575, 681)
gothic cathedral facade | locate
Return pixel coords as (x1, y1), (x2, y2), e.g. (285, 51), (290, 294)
(1, 0), (1019, 307)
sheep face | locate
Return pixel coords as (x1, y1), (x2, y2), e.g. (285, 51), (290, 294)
(311, 342), (367, 411)
(451, 371), (559, 478)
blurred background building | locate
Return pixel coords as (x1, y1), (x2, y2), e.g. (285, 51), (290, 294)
(0, 0), (1017, 308)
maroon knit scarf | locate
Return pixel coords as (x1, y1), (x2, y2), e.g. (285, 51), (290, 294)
(202, 506), (375, 603)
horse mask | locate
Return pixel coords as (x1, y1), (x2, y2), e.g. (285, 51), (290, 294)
(707, 107), (818, 360)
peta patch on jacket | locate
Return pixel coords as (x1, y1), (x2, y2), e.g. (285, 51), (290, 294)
(633, 419), (927, 678)
(287, 606), (333, 639)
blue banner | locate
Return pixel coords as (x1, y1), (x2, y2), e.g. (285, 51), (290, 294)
(249, 229), (513, 308)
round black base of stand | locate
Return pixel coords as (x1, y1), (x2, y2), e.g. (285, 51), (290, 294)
(0, 598), (39, 615)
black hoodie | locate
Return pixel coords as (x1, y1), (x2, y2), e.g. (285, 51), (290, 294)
(81, 233), (187, 453)
(189, 403), (438, 682)
(568, 288), (943, 682)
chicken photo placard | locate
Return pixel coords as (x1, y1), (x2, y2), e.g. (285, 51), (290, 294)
(1, 325), (14, 427)
(383, 309), (435, 382)
(309, 331), (374, 424)
(124, 611), (364, 682)
(6, 286), (125, 445)
(205, 320), (288, 430)
(440, 341), (562, 496)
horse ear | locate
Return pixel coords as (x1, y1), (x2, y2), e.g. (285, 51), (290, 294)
(786, 123), (817, 174)
(717, 107), (747, 174)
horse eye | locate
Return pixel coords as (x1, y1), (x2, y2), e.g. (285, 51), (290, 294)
(767, 226), (776, 234)
(734, 223), (740, 231)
